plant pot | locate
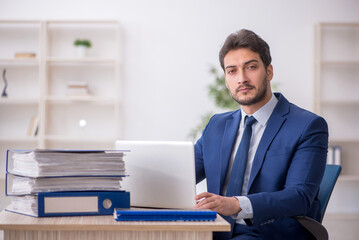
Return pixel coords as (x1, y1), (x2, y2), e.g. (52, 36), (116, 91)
(75, 46), (88, 58)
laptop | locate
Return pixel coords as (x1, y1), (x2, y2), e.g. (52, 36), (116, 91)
(115, 140), (197, 209)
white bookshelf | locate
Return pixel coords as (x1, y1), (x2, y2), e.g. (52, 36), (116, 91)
(314, 22), (359, 215)
(0, 20), (121, 209)
(41, 20), (120, 150)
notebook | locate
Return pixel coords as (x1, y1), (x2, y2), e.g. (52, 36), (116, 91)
(115, 140), (197, 209)
(114, 208), (216, 221)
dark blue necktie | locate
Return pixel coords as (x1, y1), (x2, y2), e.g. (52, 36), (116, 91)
(226, 116), (257, 197)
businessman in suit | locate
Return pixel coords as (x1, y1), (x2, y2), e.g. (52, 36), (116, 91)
(194, 29), (328, 239)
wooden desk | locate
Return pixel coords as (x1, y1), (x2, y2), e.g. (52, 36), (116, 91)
(0, 210), (230, 240)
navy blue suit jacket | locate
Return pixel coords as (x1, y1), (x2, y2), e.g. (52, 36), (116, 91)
(195, 93), (328, 239)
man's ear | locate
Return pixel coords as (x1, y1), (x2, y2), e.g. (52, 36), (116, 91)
(266, 64), (273, 81)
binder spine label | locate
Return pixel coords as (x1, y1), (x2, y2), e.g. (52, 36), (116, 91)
(44, 196), (99, 213)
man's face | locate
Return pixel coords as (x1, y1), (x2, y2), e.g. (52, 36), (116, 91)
(224, 48), (273, 112)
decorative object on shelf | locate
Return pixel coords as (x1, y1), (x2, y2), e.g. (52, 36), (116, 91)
(2, 69), (8, 98)
(67, 81), (90, 96)
(327, 145), (342, 166)
(78, 119), (88, 137)
(79, 119), (87, 129)
(73, 39), (92, 58)
(14, 52), (36, 58)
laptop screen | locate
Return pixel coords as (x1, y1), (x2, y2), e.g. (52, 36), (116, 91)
(115, 140), (197, 209)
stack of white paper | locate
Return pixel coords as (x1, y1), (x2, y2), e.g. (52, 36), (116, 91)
(8, 175), (123, 195)
(8, 150), (126, 177)
(8, 195), (38, 217)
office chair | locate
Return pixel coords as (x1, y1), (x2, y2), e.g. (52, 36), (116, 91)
(293, 164), (342, 240)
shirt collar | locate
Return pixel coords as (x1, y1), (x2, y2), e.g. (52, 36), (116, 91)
(240, 94), (278, 127)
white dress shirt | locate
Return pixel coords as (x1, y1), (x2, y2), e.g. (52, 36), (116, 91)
(222, 94), (278, 224)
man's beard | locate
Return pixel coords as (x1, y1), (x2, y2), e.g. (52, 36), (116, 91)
(231, 77), (268, 106)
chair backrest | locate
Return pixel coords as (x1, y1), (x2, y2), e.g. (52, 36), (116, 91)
(318, 164), (342, 222)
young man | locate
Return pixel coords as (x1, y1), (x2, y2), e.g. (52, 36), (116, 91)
(194, 29), (328, 239)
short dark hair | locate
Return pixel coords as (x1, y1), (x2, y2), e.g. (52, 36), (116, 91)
(219, 29), (271, 71)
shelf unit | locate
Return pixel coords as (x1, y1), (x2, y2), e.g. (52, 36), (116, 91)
(0, 20), (121, 182)
(314, 22), (359, 214)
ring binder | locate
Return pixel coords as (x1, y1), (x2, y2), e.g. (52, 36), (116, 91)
(6, 191), (130, 217)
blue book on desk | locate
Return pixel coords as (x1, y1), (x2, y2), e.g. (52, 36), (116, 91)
(114, 209), (217, 221)
(6, 191), (130, 217)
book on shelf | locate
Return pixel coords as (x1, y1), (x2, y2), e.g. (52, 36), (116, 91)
(6, 191), (130, 217)
(327, 146), (342, 166)
(14, 52), (37, 59)
(27, 116), (39, 137)
(5, 149), (130, 217)
(114, 208), (217, 221)
(6, 149), (127, 177)
(67, 81), (90, 97)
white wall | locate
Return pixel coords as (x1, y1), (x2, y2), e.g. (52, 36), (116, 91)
(1, 0), (359, 142)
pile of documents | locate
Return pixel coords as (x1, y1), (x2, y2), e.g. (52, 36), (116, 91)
(8, 150), (126, 177)
(5, 149), (130, 217)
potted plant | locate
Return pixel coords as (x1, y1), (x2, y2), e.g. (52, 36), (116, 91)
(73, 39), (92, 58)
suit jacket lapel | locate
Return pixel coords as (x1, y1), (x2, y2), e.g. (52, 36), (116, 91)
(247, 93), (289, 192)
(218, 110), (241, 194)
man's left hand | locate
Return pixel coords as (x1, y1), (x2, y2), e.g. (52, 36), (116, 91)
(194, 192), (241, 216)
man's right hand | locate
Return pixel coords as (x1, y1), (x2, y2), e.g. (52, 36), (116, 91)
(194, 192), (241, 216)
